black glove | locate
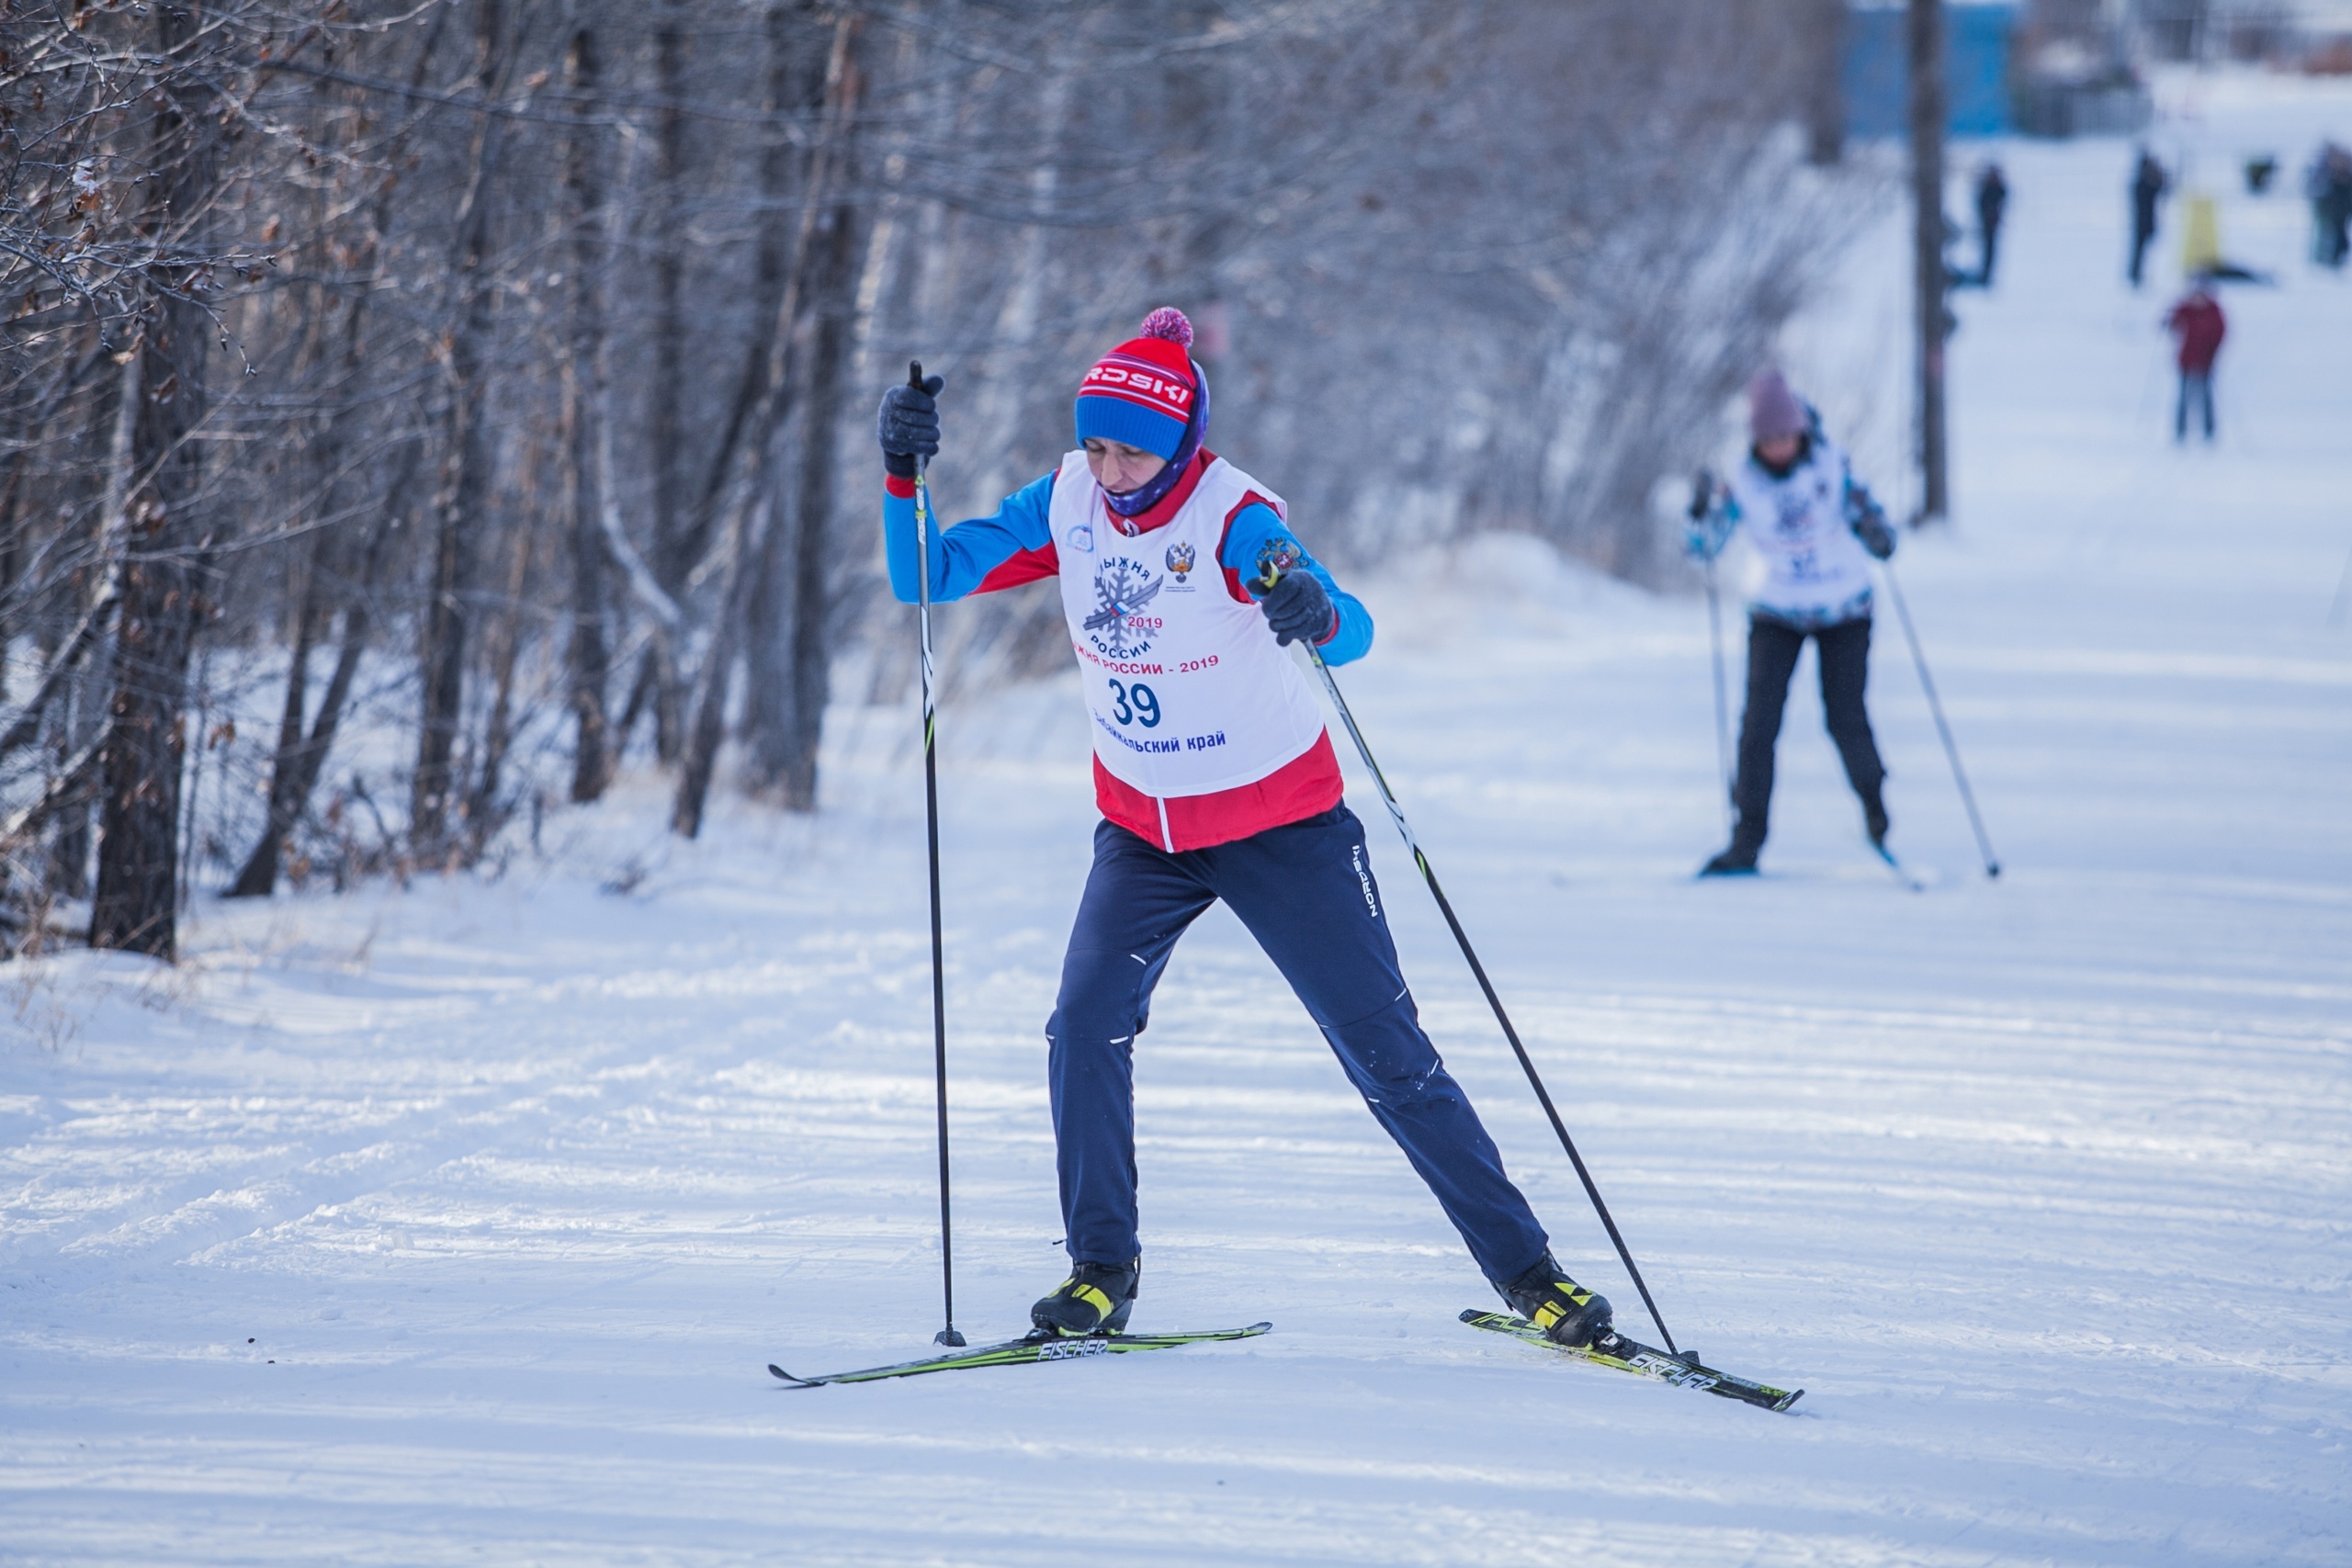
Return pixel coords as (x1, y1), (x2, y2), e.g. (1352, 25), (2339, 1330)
(1260, 569), (1335, 648)
(1852, 498), (1895, 560)
(877, 366), (944, 479)
(1687, 467), (1716, 521)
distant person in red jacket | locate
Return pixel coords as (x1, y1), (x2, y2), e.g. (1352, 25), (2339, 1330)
(2165, 277), (2226, 444)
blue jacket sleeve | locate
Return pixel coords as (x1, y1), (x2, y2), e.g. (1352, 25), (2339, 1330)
(883, 472), (1057, 603)
(1219, 502), (1374, 667)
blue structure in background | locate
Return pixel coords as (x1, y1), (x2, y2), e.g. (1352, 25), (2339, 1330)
(1845, 2), (2018, 140)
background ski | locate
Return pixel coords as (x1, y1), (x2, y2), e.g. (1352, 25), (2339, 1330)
(1872, 841), (1928, 892)
(768, 1322), (1271, 1387)
(1459, 1310), (1802, 1412)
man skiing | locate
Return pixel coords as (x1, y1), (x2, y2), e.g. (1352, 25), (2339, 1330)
(873, 308), (1611, 1348)
(1686, 370), (1897, 877)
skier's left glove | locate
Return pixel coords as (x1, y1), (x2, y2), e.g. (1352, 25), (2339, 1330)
(1260, 569), (1337, 648)
(1851, 497), (1896, 560)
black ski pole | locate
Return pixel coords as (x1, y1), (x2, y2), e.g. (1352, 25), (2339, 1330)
(910, 361), (964, 1348)
(1704, 559), (1734, 832)
(1880, 561), (2001, 879)
(1279, 583), (1679, 1354)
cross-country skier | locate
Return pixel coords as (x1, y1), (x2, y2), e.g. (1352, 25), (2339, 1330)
(874, 308), (1611, 1348)
(1685, 369), (1897, 876)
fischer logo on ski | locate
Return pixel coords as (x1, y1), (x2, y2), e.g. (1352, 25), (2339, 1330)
(1036, 1337), (1115, 1362)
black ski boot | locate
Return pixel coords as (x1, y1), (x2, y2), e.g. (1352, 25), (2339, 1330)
(1863, 794), (1891, 850)
(1031, 1258), (1139, 1337)
(1498, 1252), (1613, 1348)
(1699, 840), (1760, 876)
(1701, 818), (1764, 876)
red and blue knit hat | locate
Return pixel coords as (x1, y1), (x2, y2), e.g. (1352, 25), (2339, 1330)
(1075, 308), (1201, 461)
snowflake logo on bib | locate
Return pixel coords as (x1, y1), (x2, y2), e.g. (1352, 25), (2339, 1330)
(1083, 556), (1164, 659)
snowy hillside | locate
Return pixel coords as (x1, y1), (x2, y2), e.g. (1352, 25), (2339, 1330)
(5, 71), (2349, 1567)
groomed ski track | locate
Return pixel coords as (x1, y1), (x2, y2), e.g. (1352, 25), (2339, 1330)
(5, 71), (2349, 1568)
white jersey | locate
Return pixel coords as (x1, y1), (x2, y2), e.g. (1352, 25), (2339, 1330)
(1049, 450), (1327, 800)
(1726, 435), (1875, 624)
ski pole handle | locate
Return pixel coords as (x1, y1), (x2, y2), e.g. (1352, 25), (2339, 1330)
(909, 360), (932, 478)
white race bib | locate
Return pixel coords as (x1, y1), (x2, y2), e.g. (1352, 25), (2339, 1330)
(1051, 452), (1327, 799)
(1728, 436), (1873, 618)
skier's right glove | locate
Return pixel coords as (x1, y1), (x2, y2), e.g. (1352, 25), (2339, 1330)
(1687, 467), (1717, 521)
(1683, 468), (1722, 560)
(877, 371), (945, 479)
(1259, 568), (1337, 648)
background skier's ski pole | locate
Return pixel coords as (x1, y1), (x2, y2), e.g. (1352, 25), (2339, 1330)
(910, 361), (964, 1348)
(1279, 584), (1679, 1354)
(1881, 561), (2001, 879)
(1704, 560), (1734, 831)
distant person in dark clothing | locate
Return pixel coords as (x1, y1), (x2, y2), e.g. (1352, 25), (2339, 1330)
(2130, 150), (2168, 288)
(1974, 162), (2008, 286)
(2165, 278), (2225, 443)
(2310, 142), (2352, 269)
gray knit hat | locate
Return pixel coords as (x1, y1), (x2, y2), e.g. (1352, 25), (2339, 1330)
(1747, 369), (1806, 443)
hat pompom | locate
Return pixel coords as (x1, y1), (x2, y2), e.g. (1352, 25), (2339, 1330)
(1139, 307), (1193, 348)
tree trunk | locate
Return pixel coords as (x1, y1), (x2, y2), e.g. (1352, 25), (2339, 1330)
(669, 6), (834, 838)
(463, 518), (533, 854)
(227, 575), (322, 896)
(639, 0), (692, 764)
(683, 3), (826, 608)
(90, 3), (213, 960)
(671, 496), (774, 840)
(675, 9), (858, 833)
(1803, 0), (1846, 167)
(744, 164), (867, 807)
(1908, 0), (1949, 520)
(563, 21), (615, 804)
(225, 512), (390, 898)
(412, 0), (510, 857)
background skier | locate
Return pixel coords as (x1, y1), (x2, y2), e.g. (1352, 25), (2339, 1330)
(1686, 370), (1897, 876)
(873, 308), (1613, 1349)
(2165, 276), (2226, 444)
(2129, 148), (2168, 288)
(1974, 161), (2008, 287)
(2309, 141), (2352, 269)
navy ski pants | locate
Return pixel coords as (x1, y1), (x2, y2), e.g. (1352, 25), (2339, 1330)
(1046, 805), (1551, 1286)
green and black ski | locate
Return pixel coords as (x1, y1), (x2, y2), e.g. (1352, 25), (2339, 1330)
(1461, 1309), (1802, 1412)
(768, 1322), (1271, 1388)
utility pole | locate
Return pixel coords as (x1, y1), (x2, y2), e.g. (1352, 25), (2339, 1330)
(1907, 0), (1949, 522)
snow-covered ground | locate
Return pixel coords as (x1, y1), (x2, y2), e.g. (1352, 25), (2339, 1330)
(6, 72), (2350, 1568)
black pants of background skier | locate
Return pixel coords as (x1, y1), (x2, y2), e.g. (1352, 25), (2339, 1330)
(2176, 370), (2216, 442)
(1729, 615), (1887, 853)
(2129, 216), (2157, 286)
